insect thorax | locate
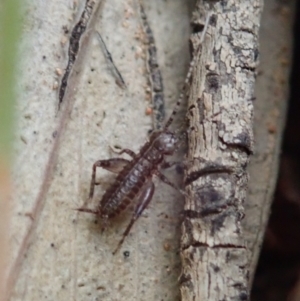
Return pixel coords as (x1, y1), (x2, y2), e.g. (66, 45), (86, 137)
(151, 130), (177, 155)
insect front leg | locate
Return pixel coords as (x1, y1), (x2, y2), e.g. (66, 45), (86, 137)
(112, 181), (155, 255)
(110, 147), (136, 158)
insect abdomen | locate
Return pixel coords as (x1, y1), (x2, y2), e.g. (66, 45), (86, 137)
(100, 156), (156, 218)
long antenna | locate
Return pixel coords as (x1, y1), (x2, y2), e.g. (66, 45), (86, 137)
(164, 14), (211, 130)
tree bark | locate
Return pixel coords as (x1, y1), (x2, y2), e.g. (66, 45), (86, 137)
(180, 0), (296, 300)
(180, 1), (261, 300)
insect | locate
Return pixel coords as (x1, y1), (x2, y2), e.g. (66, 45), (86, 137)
(77, 115), (183, 254)
(77, 2), (207, 255)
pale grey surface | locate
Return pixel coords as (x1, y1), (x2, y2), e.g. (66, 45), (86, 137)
(245, 0), (296, 285)
(9, 0), (193, 300)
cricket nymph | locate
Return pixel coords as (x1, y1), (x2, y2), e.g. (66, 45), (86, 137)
(77, 129), (181, 254)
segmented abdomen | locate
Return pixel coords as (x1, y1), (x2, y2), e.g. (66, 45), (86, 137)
(99, 146), (162, 218)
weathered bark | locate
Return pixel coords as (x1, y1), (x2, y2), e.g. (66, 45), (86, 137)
(180, 1), (261, 300)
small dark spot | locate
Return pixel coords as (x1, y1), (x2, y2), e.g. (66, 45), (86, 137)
(191, 22), (204, 34)
(52, 130), (57, 138)
(62, 25), (69, 34)
(123, 250), (130, 257)
(50, 243), (55, 248)
(178, 273), (191, 285)
(211, 212), (227, 235)
(175, 163), (184, 175)
(88, 80), (92, 84)
(254, 48), (259, 61)
(239, 291), (248, 300)
(33, 131), (37, 135)
(206, 73), (219, 92)
(61, 284), (65, 289)
(42, 55), (46, 60)
(209, 14), (217, 27)
(233, 46), (242, 55)
(96, 286), (106, 290)
(202, 187), (222, 204)
(187, 107), (194, 118)
(237, 211), (245, 221)
(212, 264), (220, 272)
(91, 68), (95, 72)
(113, 145), (121, 150)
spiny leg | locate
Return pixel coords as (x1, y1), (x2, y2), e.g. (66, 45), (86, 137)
(78, 158), (130, 212)
(112, 181), (155, 255)
(155, 171), (186, 197)
(96, 158), (130, 174)
(110, 147), (136, 158)
(88, 158), (130, 200)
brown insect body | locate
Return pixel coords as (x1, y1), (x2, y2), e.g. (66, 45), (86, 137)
(78, 129), (181, 254)
(100, 130), (177, 219)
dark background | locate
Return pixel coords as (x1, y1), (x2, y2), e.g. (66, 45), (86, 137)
(252, 1), (300, 300)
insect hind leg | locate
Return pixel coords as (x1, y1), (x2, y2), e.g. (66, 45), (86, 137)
(112, 181), (155, 255)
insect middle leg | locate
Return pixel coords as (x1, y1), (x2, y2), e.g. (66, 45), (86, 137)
(87, 158), (130, 200)
(77, 158), (130, 214)
(112, 180), (155, 255)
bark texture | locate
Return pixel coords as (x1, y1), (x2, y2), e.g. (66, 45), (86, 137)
(180, 1), (262, 300)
